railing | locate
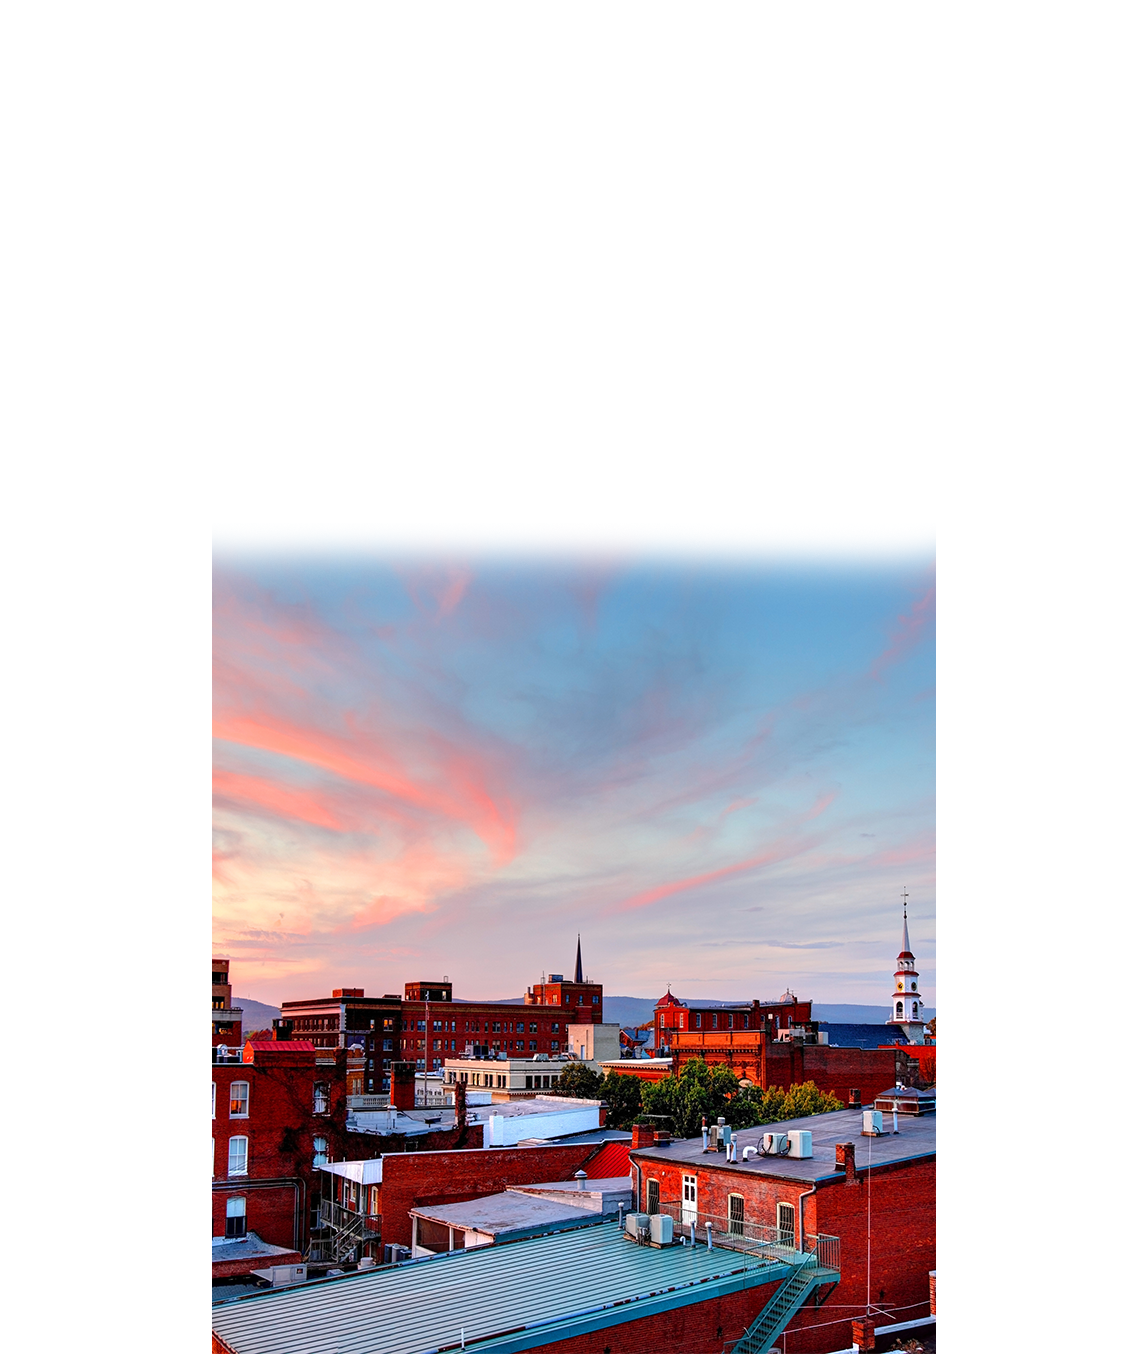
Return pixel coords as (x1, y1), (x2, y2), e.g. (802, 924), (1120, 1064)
(319, 1198), (384, 1241)
(651, 1202), (839, 1272)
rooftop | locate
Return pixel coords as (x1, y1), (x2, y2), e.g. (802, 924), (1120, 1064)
(211, 1215), (796, 1354)
(410, 1193), (603, 1242)
(630, 1104), (936, 1183)
(211, 1233), (300, 1264)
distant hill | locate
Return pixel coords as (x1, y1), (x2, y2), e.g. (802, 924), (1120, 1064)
(237, 993), (932, 1033)
(234, 997), (281, 1032)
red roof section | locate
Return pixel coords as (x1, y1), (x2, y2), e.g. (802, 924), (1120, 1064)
(655, 989), (686, 1008)
(243, 1040), (316, 1056)
(582, 1140), (632, 1178)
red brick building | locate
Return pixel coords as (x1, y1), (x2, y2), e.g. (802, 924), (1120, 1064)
(212, 958), (245, 1049)
(212, 1038), (357, 1255)
(652, 986), (813, 1051)
(278, 988), (402, 1095)
(629, 1100), (936, 1353)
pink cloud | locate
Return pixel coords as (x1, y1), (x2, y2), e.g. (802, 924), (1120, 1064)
(870, 574), (936, 680)
(609, 791), (837, 913)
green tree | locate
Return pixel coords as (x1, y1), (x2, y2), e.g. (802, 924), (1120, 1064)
(637, 1060), (842, 1137)
(599, 1071), (643, 1129)
(551, 1062), (604, 1100)
(778, 1080), (843, 1119)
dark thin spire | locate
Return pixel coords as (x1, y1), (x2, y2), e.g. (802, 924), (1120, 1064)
(574, 934), (584, 984)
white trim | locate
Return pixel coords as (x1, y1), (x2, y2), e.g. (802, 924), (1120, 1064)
(876, 1316), (936, 1335)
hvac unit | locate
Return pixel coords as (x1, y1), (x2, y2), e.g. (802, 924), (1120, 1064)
(649, 1214), (674, 1247)
(862, 1110), (884, 1136)
(269, 1265), (306, 1287)
(763, 1132), (789, 1155)
(787, 1130), (813, 1158)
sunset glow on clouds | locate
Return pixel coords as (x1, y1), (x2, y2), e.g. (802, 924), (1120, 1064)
(214, 558), (935, 1007)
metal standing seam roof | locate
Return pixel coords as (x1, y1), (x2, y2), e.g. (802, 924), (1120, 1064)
(211, 1218), (793, 1354)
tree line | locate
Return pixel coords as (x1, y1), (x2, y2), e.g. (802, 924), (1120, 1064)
(548, 1057), (842, 1136)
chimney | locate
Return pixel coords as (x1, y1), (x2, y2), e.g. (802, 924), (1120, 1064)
(454, 1076), (467, 1131)
(848, 1087), (862, 1108)
(273, 1018), (294, 1042)
(836, 1141), (856, 1184)
(851, 1317), (877, 1351)
(389, 1061), (417, 1111)
(632, 1122), (656, 1150)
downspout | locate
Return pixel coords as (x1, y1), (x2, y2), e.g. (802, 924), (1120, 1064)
(797, 1184), (816, 1253)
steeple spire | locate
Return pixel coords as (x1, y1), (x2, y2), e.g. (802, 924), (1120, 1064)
(899, 886), (913, 958)
(574, 934), (584, 984)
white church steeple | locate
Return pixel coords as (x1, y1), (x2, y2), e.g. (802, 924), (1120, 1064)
(886, 887), (926, 1045)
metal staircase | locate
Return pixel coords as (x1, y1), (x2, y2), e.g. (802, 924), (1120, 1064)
(728, 1252), (826, 1354)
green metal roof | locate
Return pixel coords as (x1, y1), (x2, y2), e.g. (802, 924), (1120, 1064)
(212, 1218), (793, 1354)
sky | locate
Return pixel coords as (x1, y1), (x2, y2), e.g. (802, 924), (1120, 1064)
(213, 556), (934, 1009)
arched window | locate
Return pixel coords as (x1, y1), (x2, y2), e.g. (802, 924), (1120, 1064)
(895, 1001), (904, 1018)
(777, 1201), (796, 1247)
(912, 1002), (919, 1018)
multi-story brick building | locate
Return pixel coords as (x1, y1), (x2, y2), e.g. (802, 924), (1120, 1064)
(212, 957), (245, 1049)
(652, 987), (814, 1052)
(278, 988), (403, 1096)
(522, 937), (604, 1030)
(212, 1037), (356, 1256)
(628, 1099), (936, 1353)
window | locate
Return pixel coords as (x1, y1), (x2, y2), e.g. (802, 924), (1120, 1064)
(493, 1021), (501, 1033)
(646, 1179), (660, 1214)
(370, 1185), (379, 1215)
(515, 1022), (524, 1033)
(227, 1136), (248, 1177)
(229, 1081), (249, 1118)
(225, 1196), (247, 1239)
(728, 1194), (745, 1236)
(910, 981), (917, 991)
(312, 1136), (328, 1167)
(529, 1022), (537, 1034)
(550, 1040), (559, 1049)
(314, 1083), (330, 1114)
(551, 1022), (560, 1033)
(777, 1201), (795, 1247)
(516, 1040), (524, 1050)
(592, 994), (600, 1003)
(433, 1020), (442, 1031)
(895, 1001), (904, 1018)
(529, 1040), (537, 1051)
(526, 1075), (534, 1089)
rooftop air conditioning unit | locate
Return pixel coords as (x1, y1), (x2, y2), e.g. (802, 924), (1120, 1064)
(862, 1110), (884, 1136)
(763, 1132), (789, 1155)
(787, 1131), (813, 1159)
(270, 1265), (306, 1286)
(649, 1214), (674, 1247)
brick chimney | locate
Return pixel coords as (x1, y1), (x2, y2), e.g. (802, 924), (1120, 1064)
(836, 1141), (857, 1184)
(454, 1076), (467, 1131)
(848, 1087), (862, 1107)
(632, 1122), (656, 1149)
(390, 1061), (417, 1111)
(851, 1317), (876, 1351)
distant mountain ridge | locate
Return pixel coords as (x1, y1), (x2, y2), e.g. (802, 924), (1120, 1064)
(236, 995), (933, 1033)
(234, 997), (281, 1031)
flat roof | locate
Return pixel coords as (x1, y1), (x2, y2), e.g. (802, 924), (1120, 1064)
(410, 1193), (599, 1239)
(212, 1233), (299, 1263)
(629, 1106), (935, 1183)
(211, 1216), (794, 1354)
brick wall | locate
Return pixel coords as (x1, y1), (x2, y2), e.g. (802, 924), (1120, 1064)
(628, 1150), (935, 1354)
(364, 1142), (616, 1247)
(523, 1277), (790, 1354)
